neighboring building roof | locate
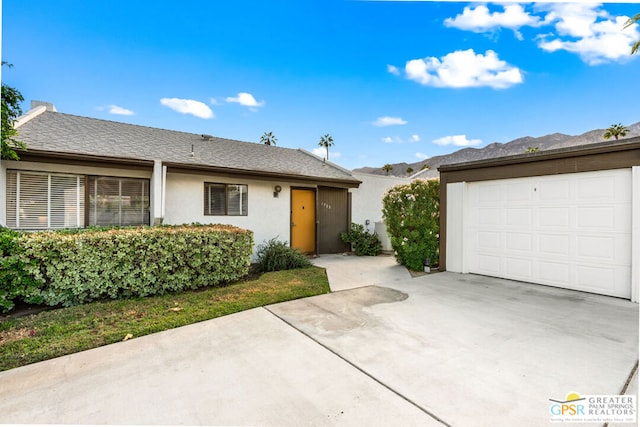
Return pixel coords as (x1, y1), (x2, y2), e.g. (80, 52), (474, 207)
(408, 168), (439, 180)
(438, 136), (640, 172)
(15, 107), (360, 187)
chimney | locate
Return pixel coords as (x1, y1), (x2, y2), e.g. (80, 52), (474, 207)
(31, 100), (57, 112)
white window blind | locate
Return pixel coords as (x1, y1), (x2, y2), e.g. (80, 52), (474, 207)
(204, 183), (248, 216)
(88, 176), (149, 226)
(6, 170), (84, 230)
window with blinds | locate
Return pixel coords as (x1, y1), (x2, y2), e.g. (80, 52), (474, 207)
(204, 183), (248, 216)
(6, 170), (85, 230)
(88, 176), (150, 226)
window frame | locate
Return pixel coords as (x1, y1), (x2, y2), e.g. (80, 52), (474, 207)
(203, 182), (248, 216)
(6, 169), (85, 230)
(88, 175), (151, 227)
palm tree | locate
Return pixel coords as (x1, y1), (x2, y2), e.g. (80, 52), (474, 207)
(526, 146), (540, 153)
(318, 133), (334, 160)
(260, 131), (277, 146)
(382, 164), (393, 176)
(603, 123), (629, 141)
(624, 13), (640, 55)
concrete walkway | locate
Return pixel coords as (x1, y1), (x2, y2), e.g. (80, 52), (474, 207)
(0, 255), (637, 426)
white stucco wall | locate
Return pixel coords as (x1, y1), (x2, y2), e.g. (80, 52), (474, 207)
(349, 172), (408, 251)
(350, 172), (408, 232)
(164, 172), (316, 256)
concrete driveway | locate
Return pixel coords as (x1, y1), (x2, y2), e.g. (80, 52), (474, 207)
(0, 255), (637, 426)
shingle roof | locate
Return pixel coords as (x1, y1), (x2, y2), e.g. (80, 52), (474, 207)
(16, 110), (360, 186)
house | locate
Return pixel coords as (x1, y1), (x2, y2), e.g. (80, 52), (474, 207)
(0, 101), (361, 255)
(439, 137), (640, 302)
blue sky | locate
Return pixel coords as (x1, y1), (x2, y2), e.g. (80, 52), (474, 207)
(2, 1), (639, 169)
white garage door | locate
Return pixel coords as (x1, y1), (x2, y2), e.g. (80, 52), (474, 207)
(466, 169), (632, 298)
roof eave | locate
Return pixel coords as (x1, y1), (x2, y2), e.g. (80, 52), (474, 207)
(10, 149), (361, 188)
(164, 161), (361, 188)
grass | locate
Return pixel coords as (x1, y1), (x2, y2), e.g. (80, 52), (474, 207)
(0, 266), (330, 372)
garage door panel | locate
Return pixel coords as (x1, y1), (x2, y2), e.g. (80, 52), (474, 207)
(574, 234), (631, 264)
(576, 236), (614, 260)
(478, 208), (500, 225)
(539, 261), (571, 286)
(576, 265), (631, 298)
(506, 232), (532, 251)
(478, 231), (500, 249)
(466, 169), (632, 299)
(539, 234), (570, 256)
(476, 254), (501, 275)
(578, 176), (617, 200)
(505, 258), (533, 280)
(577, 206), (616, 229)
(506, 182), (532, 202)
(539, 207), (570, 227)
(539, 179), (570, 201)
(506, 208), (532, 226)
(476, 184), (501, 203)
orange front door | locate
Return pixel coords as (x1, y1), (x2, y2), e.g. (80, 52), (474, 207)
(291, 189), (316, 253)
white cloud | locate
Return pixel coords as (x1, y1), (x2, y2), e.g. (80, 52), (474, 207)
(432, 134), (482, 147)
(444, 4), (542, 40)
(382, 136), (402, 144)
(226, 92), (265, 108)
(311, 147), (341, 159)
(373, 116), (408, 127)
(107, 105), (135, 116)
(405, 49), (523, 89)
(415, 152), (430, 160)
(382, 134), (420, 144)
(537, 4), (639, 65)
(387, 64), (400, 75)
(160, 98), (214, 119)
(441, 2), (639, 65)
(392, 0), (639, 3)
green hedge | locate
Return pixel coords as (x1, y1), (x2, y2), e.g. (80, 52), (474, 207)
(382, 179), (440, 271)
(0, 227), (43, 312)
(2, 224), (253, 309)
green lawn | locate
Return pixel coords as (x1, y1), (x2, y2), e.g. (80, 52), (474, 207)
(0, 267), (329, 372)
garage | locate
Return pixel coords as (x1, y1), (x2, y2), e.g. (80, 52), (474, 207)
(439, 138), (640, 301)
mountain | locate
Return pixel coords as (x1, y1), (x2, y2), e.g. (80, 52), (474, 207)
(354, 122), (640, 177)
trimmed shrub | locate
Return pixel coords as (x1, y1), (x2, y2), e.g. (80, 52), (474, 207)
(15, 224), (253, 307)
(382, 179), (440, 271)
(0, 227), (42, 312)
(340, 223), (381, 256)
(255, 238), (312, 272)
